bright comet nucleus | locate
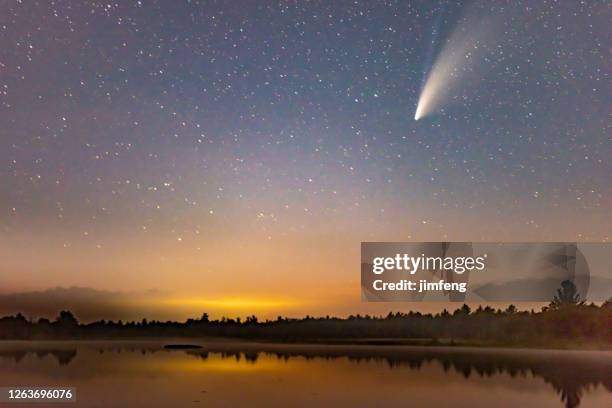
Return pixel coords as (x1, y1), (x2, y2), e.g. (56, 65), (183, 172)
(414, 102), (424, 121)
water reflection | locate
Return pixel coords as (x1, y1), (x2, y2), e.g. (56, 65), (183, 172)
(0, 342), (609, 408)
(183, 346), (610, 408)
(0, 348), (77, 365)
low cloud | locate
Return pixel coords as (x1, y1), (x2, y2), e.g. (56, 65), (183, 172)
(0, 287), (167, 323)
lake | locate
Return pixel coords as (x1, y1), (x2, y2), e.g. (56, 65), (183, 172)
(0, 341), (610, 407)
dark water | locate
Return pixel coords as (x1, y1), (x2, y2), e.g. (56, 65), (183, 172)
(0, 341), (610, 407)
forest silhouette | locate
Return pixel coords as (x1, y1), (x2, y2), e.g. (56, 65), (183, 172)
(1, 281), (609, 348)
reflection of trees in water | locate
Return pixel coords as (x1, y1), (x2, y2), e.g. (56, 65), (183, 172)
(183, 347), (611, 408)
(94, 345), (263, 364)
(1, 345), (609, 407)
(0, 349), (77, 365)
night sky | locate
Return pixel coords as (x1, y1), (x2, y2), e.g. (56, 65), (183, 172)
(0, 1), (609, 319)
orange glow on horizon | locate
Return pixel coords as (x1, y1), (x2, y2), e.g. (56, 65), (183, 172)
(160, 296), (299, 311)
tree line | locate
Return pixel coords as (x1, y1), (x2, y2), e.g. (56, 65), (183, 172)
(1, 281), (610, 347)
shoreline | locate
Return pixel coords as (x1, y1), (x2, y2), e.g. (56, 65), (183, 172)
(0, 338), (610, 353)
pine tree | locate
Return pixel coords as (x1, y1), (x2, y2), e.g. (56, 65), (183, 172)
(549, 280), (584, 309)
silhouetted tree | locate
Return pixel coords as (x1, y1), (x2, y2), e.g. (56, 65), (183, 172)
(454, 304), (471, 316)
(550, 280), (584, 309)
(54, 311), (78, 328)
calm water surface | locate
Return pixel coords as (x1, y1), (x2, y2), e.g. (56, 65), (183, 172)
(0, 341), (610, 407)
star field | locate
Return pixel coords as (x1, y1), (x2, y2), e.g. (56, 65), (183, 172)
(0, 1), (609, 307)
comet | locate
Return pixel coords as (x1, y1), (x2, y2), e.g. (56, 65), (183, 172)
(414, 10), (497, 121)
